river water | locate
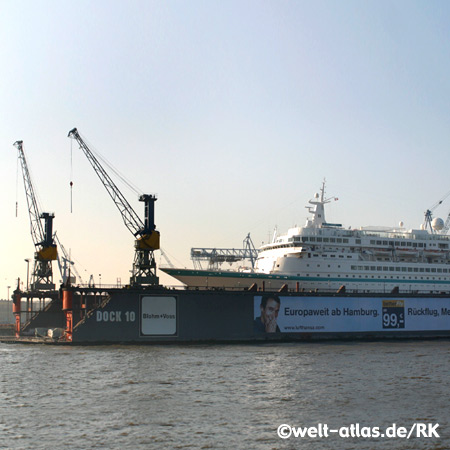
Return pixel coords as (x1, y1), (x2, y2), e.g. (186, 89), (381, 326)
(1, 340), (448, 449)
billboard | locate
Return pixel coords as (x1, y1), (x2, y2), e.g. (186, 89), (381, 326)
(253, 295), (450, 333)
(141, 296), (177, 336)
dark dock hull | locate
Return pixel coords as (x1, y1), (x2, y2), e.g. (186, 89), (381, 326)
(6, 288), (450, 344)
(69, 289), (450, 343)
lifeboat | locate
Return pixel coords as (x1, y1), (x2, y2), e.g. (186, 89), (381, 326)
(395, 248), (419, 257)
(423, 249), (442, 258)
(373, 248), (392, 256)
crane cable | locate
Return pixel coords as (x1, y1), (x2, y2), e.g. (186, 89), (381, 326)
(71, 131), (144, 199)
(15, 153), (19, 217)
(70, 138), (73, 213)
(81, 133), (143, 197)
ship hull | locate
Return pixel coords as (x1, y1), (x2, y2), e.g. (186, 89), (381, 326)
(161, 267), (450, 294)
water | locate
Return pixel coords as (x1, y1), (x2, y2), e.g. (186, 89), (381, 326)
(1, 340), (448, 449)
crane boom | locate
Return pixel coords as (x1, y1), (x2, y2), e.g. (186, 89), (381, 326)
(68, 128), (160, 285)
(15, 141), (46, 246)
(67, 128), (145, 236)
(14, 140), (57, 290)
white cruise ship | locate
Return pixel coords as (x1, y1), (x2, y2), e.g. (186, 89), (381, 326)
(162, 183), (450, 294)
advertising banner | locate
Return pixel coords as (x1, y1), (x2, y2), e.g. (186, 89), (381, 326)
(253, 295), (450, 333)
(141, 296), (177, 336)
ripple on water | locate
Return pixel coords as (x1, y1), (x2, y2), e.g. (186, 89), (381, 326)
(0, 340), (448, 450)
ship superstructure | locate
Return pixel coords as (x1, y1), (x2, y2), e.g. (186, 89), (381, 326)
(162, 182), (450, 294)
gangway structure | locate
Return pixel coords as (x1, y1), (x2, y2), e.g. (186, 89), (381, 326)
(191, 233), (258, 270)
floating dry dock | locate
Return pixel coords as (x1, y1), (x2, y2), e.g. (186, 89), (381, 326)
(4, 284), (450, 344)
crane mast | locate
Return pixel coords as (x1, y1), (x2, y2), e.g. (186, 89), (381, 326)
(68, 128), (160, 286)
(14, 140), (57, 291)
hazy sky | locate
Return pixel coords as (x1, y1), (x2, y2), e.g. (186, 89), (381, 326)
(2, 0), (450, 295)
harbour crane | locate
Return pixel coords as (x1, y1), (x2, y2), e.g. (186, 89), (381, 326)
(53, 232), (84, 285)
(68, 128), (160, 286)
(423, 190), (450, 234)
(14, 141), (57, 291)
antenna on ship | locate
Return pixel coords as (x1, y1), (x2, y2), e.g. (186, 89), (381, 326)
(306, 179), (339, 228)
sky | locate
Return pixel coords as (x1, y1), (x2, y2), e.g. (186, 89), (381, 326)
(2, 0), (450, 297)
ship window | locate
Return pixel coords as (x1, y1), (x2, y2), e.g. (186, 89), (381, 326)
(418, 243), (424, 247)
(413, 243), (417, 248)
(444, 269), (448, 273)
(351, 265), (356, 270)
(310, 237), (315, 242)
(337, 238), (342, 243)
(343, 239), (349, 243)
(383, 267), (388, 271)
(331, 254), (335, 257)
(377, 266), (382, 270)
(317, 238), (322, 242)
(401, 268), (406, 272)
(339, 255), (344, 258)
(414, 268), (418, 272)
(376, 240), (381, 245)
(323, 238), (329, 242)
(330, 238), (336, 242)
(425, 268), (430, 273)
(356, 239), (361, 244)
(438, 269), (443, 273)
(371, 266), (376, 270)
(431, 268), (436, 273)
(389, 267), (394, 271)
(395, 267), (401, 272)
(347, 256), (352, 258)
(383, 241), (388, 245)
(401, 242), (406, 246)
(370, 240), (375, 244)
(408, 268), (412, 272)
